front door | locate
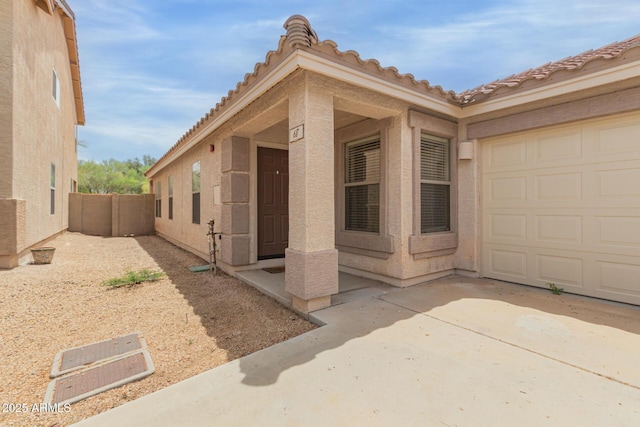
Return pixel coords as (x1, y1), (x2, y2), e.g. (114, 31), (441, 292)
(258, 147), (289, 259)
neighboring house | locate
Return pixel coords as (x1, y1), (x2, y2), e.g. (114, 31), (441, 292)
(0, 0), (84, 268)
(146, 15), (640, 312)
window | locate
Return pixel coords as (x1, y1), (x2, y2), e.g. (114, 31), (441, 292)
(52, 69), (60, 107)
(344, 136), (380, 233)
(192, 162), (201, 224)
(168, 176), (174, 220)
(50, 163), (55, 214)
(155, 181), (162, 218)
(420, 134), (450, 233)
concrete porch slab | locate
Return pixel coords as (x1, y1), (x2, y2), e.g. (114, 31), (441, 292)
(236, 269), (393, 316)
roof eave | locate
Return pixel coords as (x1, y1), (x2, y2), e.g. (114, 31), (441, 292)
(458, 59), (640, 119)
(58, 3), (85, 125)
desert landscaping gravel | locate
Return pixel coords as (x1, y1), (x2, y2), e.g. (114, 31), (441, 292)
(0, 232), (316, 426)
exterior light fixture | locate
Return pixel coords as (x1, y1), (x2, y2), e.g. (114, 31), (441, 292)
(458, 140), (475, 160)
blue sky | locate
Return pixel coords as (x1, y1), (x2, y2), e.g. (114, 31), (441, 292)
(72, 0), (640, 162)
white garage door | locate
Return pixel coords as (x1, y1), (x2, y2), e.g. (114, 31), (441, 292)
(482, 112), (640, 305)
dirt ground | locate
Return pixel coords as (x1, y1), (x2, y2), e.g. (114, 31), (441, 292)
(0, 232), (317, 426)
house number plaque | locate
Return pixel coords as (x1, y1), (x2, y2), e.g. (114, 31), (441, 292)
(289, 124), (304, 143)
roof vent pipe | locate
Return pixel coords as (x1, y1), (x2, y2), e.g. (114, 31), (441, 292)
(284, 15), (318, 48)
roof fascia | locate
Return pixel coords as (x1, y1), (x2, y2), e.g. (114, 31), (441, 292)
(57, 4), (84, 125)
(296, 50), (461, 117)
(459, 60), (640, 119)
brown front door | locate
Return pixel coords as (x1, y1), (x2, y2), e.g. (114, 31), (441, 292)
(258, 147), (289, 259)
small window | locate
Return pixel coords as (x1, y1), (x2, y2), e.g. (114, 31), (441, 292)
(344, 136), (380, 233)
(50, 163), (56, 214)
(155, 181), (162, 218)
(52, 69), (60, 107)
(192, 162), (201, 224)
(420, 134), (450, 233)
(168, 176), (174, 220)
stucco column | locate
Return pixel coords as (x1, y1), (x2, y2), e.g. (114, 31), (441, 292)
(285, 74), (338, 313)
(221, 136), (250, 265)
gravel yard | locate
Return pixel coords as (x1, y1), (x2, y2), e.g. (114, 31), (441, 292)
(0, 232), (316, 426)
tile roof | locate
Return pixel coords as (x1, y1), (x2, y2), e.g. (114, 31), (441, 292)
(457, 33), (640, 105)
(149, 16), (640, 173)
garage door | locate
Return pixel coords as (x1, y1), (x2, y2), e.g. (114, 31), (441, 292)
(482, 112), (640, 305)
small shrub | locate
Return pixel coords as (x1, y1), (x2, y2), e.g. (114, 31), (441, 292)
(104, 269), (165, 289)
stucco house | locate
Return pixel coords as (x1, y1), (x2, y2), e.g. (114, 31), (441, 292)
(0, 0), (84, 268)
(146, 16), (640, 312)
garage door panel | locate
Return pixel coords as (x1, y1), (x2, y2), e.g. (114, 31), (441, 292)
(485, 176), (527, 206)
(482, 112), (640, 305)
(597, 168), (640, 198)
(536, 215), (583, 244)
(597, 216), (640, 247)
(485, 247), (528, 279)
(536, 131), (582, 162)
(490, 214), (527, 240)
(597, 122), (640, 156)
(486, 139), (527, 169)
(536, 254), (583, 288)
(596, 260), (640, 296)
(536, 172), (582, 201)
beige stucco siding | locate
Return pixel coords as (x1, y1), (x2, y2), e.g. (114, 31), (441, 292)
(154, 138), (221, 260)
(0, 0), (14, 200)
(0, 1), (79, 267)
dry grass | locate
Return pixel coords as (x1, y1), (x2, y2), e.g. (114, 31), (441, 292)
(0, 232), (316, 426)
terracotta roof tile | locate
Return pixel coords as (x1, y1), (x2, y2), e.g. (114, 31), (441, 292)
(457, 33), (640, 105)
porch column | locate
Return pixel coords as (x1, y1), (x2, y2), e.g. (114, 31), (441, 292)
(285, 75), (338, 313)
(220, 136), (250, 266)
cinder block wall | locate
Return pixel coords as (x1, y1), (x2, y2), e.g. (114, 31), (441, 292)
(69, 193), (154, 237)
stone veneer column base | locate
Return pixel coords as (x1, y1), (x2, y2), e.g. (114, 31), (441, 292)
(292, 295), (331, 313)
(285, 248), (338, 313)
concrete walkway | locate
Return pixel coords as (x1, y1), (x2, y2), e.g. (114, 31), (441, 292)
(75, 276), (640, 426)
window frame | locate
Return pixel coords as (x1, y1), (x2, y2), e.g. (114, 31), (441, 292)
(155, 181), (162, 218)
(420, 133), (451, 234)
(192, 161), (201, 224)
(52, 69), (60, 107)
(334, 118), (394, 258)
(343, 135), (381, 234)
(168, 175), (174, 220)
(408, 110), (458, 258)
(50, 163), (55, 215)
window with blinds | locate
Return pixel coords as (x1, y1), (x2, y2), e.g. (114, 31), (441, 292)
(168, 175), (174, 220)
(50, 163), (55, 215)
(155, 181), (162, 218)
(420, 134), (450, 233)
(192, 161), (201, 224)
(344, 136), (380, 233)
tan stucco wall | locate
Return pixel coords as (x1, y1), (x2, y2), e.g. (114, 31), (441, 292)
(0, 0), (14, 200)
(1, 1), (79, 267)
(153, 138), (221, 260)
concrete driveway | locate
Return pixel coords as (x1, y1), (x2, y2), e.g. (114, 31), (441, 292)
(75, 276), (640, 426)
